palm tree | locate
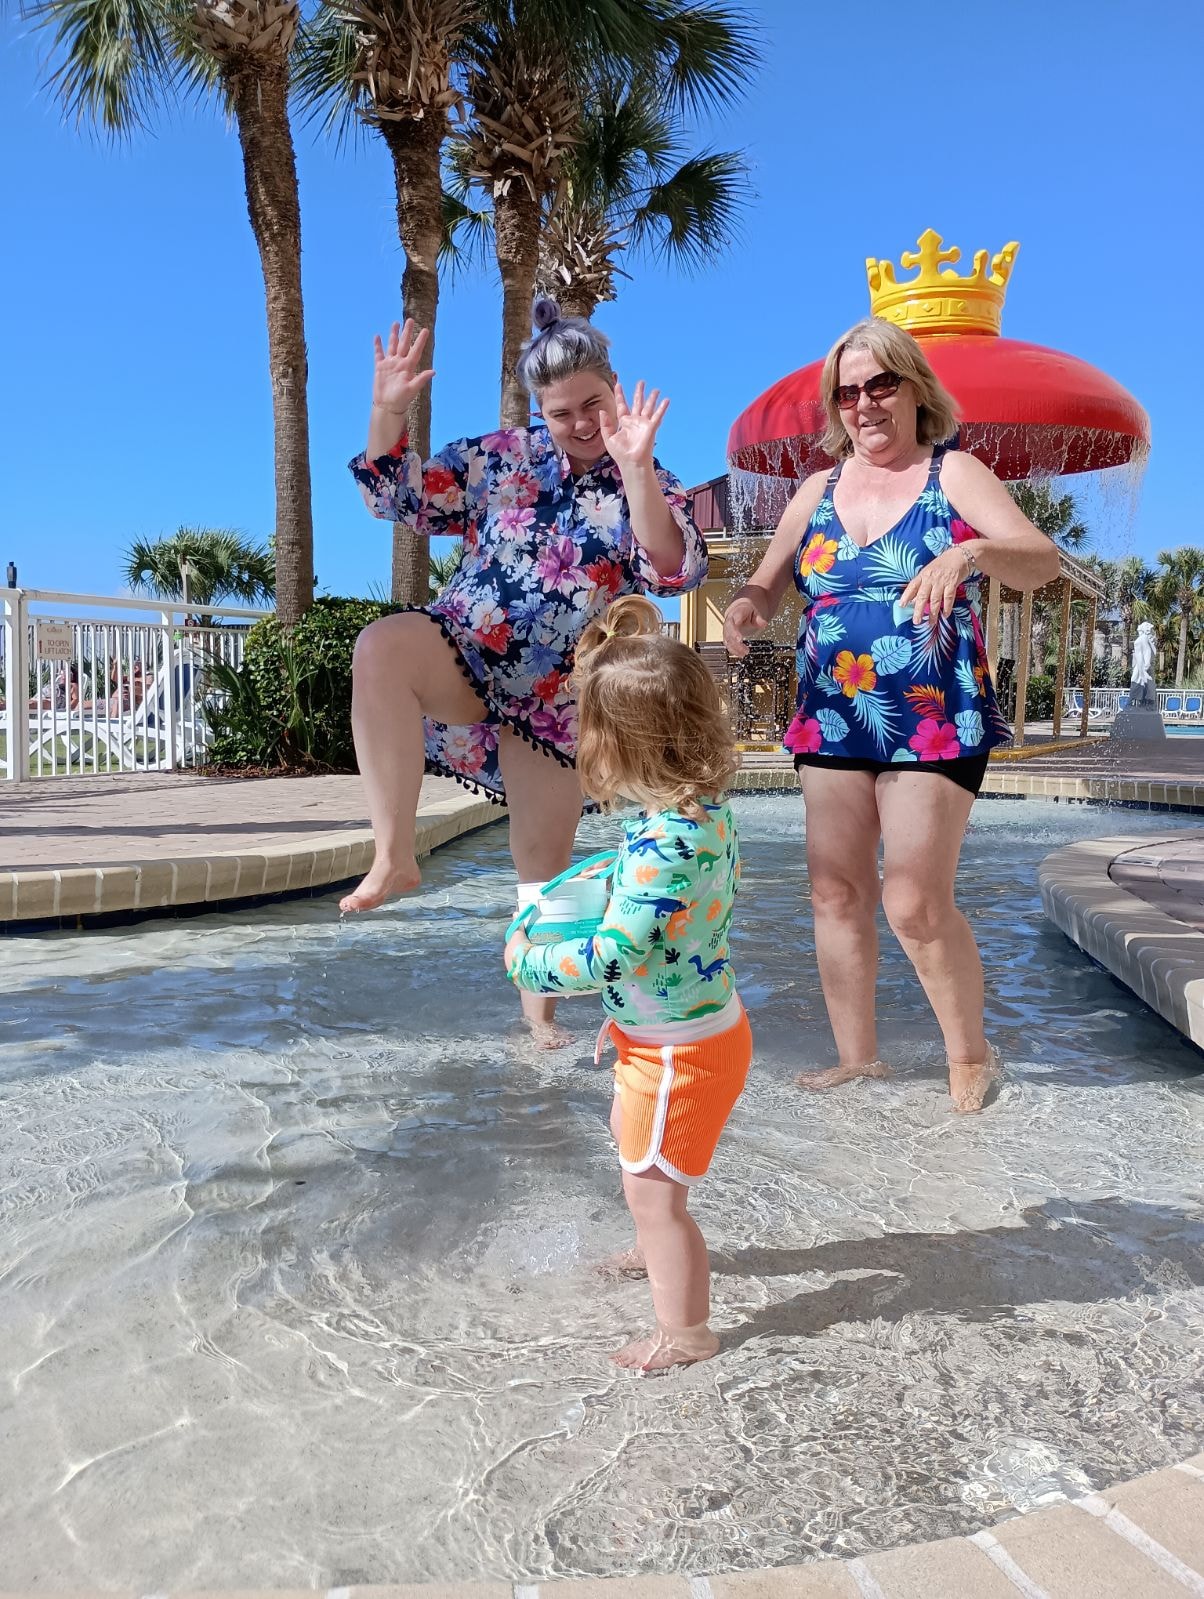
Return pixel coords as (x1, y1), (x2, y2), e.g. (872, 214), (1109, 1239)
(1007, 481), (1089, 552)
(455, 0), (757, 424)
(1155, 546), (1204, 686)
(428, 539), (464, 595)
(535, 76), (749, 319)
(126, 527), (276, 607)
(31, 0), (315, 626)
(1111, 554), (1150, 673)
(295, 0), (472, 603)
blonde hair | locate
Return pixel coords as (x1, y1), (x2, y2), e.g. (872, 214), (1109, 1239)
(820, 316), (959, 458)
(572, 595), (738, 817)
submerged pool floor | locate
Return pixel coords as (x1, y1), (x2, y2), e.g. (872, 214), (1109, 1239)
(1, 796), (1201, 1588)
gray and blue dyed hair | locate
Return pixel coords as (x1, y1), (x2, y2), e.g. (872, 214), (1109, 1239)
(516, 296), (614, 395)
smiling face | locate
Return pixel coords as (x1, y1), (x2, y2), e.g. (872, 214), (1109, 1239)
(537, 370), (618, 467)
(836, 344), (920, 461)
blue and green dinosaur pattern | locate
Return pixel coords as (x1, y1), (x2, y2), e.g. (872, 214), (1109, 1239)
(510, 802), (740, 1025)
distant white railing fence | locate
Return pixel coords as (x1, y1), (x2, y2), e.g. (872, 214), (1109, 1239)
(1059, 685), (1204, 721)
(1, 588), (273, 782)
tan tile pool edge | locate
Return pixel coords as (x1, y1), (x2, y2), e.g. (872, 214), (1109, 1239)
(0, 1455), (1199, 1598)
(1039, 834), (1204, 1048)
(731, 766), (1204, 809)
(0, 790), (500, 924)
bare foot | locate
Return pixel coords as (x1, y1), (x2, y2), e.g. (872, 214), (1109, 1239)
(339, 857), (421, 914)
(525, 1018), (575, 1051)
(594, 1246), (647, 1279)
(611, 1325), (719, 1373)
(795, 1059), (892, 1091)
(949, 1045), (1002, 1114)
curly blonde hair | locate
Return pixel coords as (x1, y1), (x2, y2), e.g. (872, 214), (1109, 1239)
(572, 595), (738, 817)
(820, 316), (959, 458)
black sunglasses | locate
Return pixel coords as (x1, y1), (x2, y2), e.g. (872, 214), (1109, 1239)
(834, 370), (903, 409)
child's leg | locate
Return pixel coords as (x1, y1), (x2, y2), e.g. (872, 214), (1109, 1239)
(597, 1094), (646, 1276)
(612, 1167), (718, 1371)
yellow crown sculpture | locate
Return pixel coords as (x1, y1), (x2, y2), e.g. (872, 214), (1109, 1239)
(866, 229), (1020, 338)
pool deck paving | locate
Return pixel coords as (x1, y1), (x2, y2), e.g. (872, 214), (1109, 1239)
(0, 1456), (1199, 1599)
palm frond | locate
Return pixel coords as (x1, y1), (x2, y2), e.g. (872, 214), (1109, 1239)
(292, 8), (367, 145)
(440, 185), (495, 274)
(629, 146), (747, 267)
(642, 0), (760, 113)
(28, 0), (179, 133)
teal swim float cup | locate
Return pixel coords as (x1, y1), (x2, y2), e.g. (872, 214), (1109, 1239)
(507, 850), (617, 944)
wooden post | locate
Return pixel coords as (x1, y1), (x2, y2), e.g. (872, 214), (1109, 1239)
(985, 576), (1002, 683)
(680, 587), (697, 649)
(1012, 589), (1034, 746)
(1079, 597), (1098, 737)
(1051, 578), (1073, 737)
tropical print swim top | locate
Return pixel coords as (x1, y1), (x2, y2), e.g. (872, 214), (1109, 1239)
(785, 448), (1011, 765)
(350, 426), (707, 804)
(509, 802), (739, 1028)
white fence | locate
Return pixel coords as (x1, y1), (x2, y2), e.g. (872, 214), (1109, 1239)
(1060, 685), (1204, 722)
(1, 589), (273, 782)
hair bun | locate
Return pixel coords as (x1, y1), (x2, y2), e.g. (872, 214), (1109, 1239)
(574, 595), (663, 669)
(532, 296), (562, 333)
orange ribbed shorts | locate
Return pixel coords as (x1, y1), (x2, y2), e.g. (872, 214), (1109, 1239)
(611, 1007), (752, 1186)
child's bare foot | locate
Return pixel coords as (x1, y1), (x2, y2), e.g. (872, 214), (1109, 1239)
(611, 1323), (719, 1373)
(795, 1059), (891, 1091)
(949, 1045), (1001, 1114)
(339, 857), (421, 913)
(595, 1246), (647, 1279)
(524, 1017), (575, 1051)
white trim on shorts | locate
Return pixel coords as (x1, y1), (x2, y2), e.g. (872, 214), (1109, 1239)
(617, 1046), (703, 1188)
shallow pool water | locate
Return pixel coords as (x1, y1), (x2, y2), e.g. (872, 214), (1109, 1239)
(1, 795), (1202, 1589)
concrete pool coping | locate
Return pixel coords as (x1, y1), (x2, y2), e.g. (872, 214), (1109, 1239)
(0, 1455), (1199, 1597)
(1039, 832), (1204, 1049)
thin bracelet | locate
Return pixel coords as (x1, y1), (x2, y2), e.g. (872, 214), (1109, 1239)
(372, 403), (408, 416)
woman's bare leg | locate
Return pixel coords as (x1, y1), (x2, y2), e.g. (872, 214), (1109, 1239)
(876, 771), (995, 1112)
(498, 731), (583, 1046)
(341, 613), (487, 913)
(795, 766), (890, 1088)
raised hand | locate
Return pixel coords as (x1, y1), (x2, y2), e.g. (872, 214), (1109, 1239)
(599, 380), (669, 475)
(723, 594), (769, 658)
(372, 319), (435, 417)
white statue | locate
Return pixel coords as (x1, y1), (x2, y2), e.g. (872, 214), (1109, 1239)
(1130, 621), (1157, 706)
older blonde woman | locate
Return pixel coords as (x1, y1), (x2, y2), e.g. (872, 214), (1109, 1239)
(724, 318), (1059, 1111)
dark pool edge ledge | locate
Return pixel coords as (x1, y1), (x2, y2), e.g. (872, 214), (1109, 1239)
(1, 1456), (1200, 1599)
(1040, 835), (1204, 1049)
(0, 790), (500, 932)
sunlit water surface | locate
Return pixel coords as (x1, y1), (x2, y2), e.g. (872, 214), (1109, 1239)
(1, 796), (1201, 1589)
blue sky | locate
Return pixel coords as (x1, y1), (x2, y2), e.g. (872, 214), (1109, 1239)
(3, 0), (1202, 603)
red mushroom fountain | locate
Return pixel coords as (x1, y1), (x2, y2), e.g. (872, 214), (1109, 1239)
(727, 230), (1150, 489)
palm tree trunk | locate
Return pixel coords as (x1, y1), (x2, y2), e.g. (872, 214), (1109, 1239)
(1177, 614), (1189, 687)
(381, 112), (447, 605)
(227, 58), (314, 627)
(494, 185), (541, 428)
(558, 283), (598, 319)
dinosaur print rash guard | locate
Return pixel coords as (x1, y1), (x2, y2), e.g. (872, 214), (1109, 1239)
(511, 802), (740, 1026)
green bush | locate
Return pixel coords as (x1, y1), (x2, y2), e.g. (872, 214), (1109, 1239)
(203, 596), (400, 771)
(1024, 674), (1055, 720)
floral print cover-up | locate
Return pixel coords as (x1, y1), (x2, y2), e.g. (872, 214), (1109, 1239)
(350, 425), (707, 804)
(785, 448), (1011, 765)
